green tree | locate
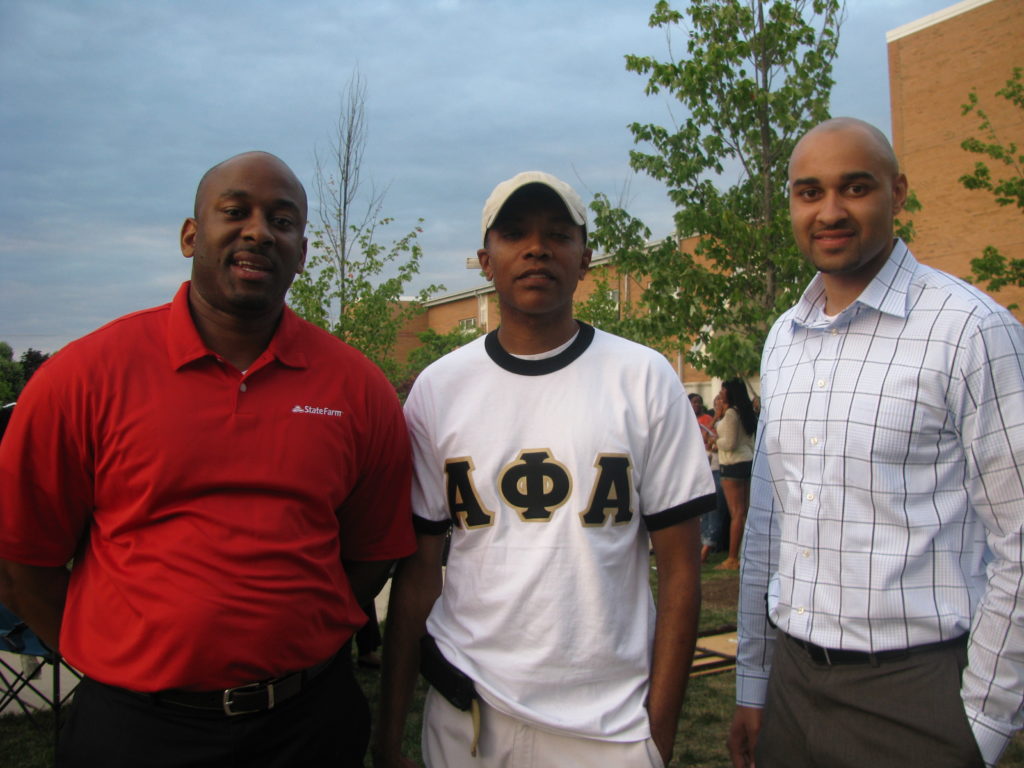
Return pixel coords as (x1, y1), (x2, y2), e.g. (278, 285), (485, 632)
(288, 72), (442, 386)
(19, 348), (50, 385)
(960, 67), (1024, 303)
(0, 342), (24, 403)
(586, 0), (842, 378)
(405, 327), (483, 375)
(391, 325), (481, 394)
(574, 270), (630, 333)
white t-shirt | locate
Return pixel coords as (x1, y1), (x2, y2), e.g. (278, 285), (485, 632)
(405, 323), (715, 741)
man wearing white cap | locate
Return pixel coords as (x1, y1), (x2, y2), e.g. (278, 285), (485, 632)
(373, 172), (715, 767)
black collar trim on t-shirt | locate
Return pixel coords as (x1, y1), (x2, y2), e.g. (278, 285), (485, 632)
(484, 322), (596, 376)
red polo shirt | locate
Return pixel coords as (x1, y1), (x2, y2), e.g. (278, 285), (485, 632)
(0, 283), (414, 691)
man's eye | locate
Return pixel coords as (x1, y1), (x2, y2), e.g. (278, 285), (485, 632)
(846, 184), (867, 196)
(223, 207), (243, 217)
(272, 217), (294, 228)
(797, 189), (820, 201)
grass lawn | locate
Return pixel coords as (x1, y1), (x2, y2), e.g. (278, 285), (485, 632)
(3, 555), (1022, 767)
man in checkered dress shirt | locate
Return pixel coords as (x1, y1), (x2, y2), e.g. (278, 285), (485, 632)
(729, 118), (1024, 767)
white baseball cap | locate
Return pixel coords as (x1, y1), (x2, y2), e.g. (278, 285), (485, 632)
(480, 171), (587, 244)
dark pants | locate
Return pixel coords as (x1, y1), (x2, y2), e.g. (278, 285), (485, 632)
(757, 632), (984, 768)
(56, 654), (370, 768)
(700, 468), (728, 550)
(355, 601), (381, 657)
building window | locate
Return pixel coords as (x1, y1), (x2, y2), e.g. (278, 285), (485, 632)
(458, 317), (478, 331)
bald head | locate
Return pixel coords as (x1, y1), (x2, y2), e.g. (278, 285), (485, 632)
(790, 118), (900, 180)
(786, 117), (909, 310)
(194, 151), (307, 220)
(181, 149), (309, 325)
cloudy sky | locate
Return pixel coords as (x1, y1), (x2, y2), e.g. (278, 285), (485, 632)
(1, 0), (957, 356)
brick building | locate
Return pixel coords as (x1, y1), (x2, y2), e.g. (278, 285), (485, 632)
(888, 0), (1023, 319)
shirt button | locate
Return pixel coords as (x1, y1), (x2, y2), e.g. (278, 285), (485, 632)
(817, 379), (826, 388)
(806, 492), (815, 501)
(240, 383), (247, 392)
(831, 329), (838, 336)
(796, 607), (806, 615)
(810, 437), (819, 446)
(803, 549), (811, 558)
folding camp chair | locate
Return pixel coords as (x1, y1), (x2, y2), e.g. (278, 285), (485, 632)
(0, 604), (81, 754)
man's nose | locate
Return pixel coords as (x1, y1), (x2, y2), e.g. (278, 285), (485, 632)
(522, 231), (551, 258)
(242, 213), (274, 243)
(816, 191), (847, 224)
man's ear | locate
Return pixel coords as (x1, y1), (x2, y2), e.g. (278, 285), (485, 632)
(296, 237), (308, 274)
(180, 218), (197, 259)
(477, 248), (493, 281)
(892, 173), (909, 215)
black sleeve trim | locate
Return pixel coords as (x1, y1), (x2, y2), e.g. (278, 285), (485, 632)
(413, 515), (451, 535)
(644, 493), (717, 532)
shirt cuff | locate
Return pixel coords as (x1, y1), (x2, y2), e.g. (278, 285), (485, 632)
(736, 670), (769, 708)
(965, 704), (1013, 767)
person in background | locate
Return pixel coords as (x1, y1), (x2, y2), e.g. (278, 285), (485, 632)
(690, 392), (727, 563)
(712, 378), (756, 570)
(0, 151), (415, 768)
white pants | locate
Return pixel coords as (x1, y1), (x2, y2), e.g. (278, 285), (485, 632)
(422, 688), (665, 768)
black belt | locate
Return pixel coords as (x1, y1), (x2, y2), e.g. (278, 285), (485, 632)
(150, 654), (338, 716)
(786, 632), (967, 667)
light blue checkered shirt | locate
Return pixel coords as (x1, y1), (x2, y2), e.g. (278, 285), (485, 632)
(737, 241), (1024, 766)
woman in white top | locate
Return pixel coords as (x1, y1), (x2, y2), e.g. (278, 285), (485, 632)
(712, 379), (756, 570)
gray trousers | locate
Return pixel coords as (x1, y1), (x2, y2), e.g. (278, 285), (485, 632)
(756, 632), (984, 768)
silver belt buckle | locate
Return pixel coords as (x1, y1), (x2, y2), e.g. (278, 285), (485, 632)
(222, 681), (274, 716)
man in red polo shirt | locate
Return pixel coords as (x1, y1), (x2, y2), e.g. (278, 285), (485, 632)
(0, 151), (415, 767)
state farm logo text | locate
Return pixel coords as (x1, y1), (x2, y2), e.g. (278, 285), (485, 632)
(292, 405), (344, 417)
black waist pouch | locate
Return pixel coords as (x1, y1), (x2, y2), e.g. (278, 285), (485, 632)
(419, 634), (478, 711)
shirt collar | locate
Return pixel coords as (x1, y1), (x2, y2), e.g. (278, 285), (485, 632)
(791, 239), (916, 328)
(167, 281), (309, 371)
